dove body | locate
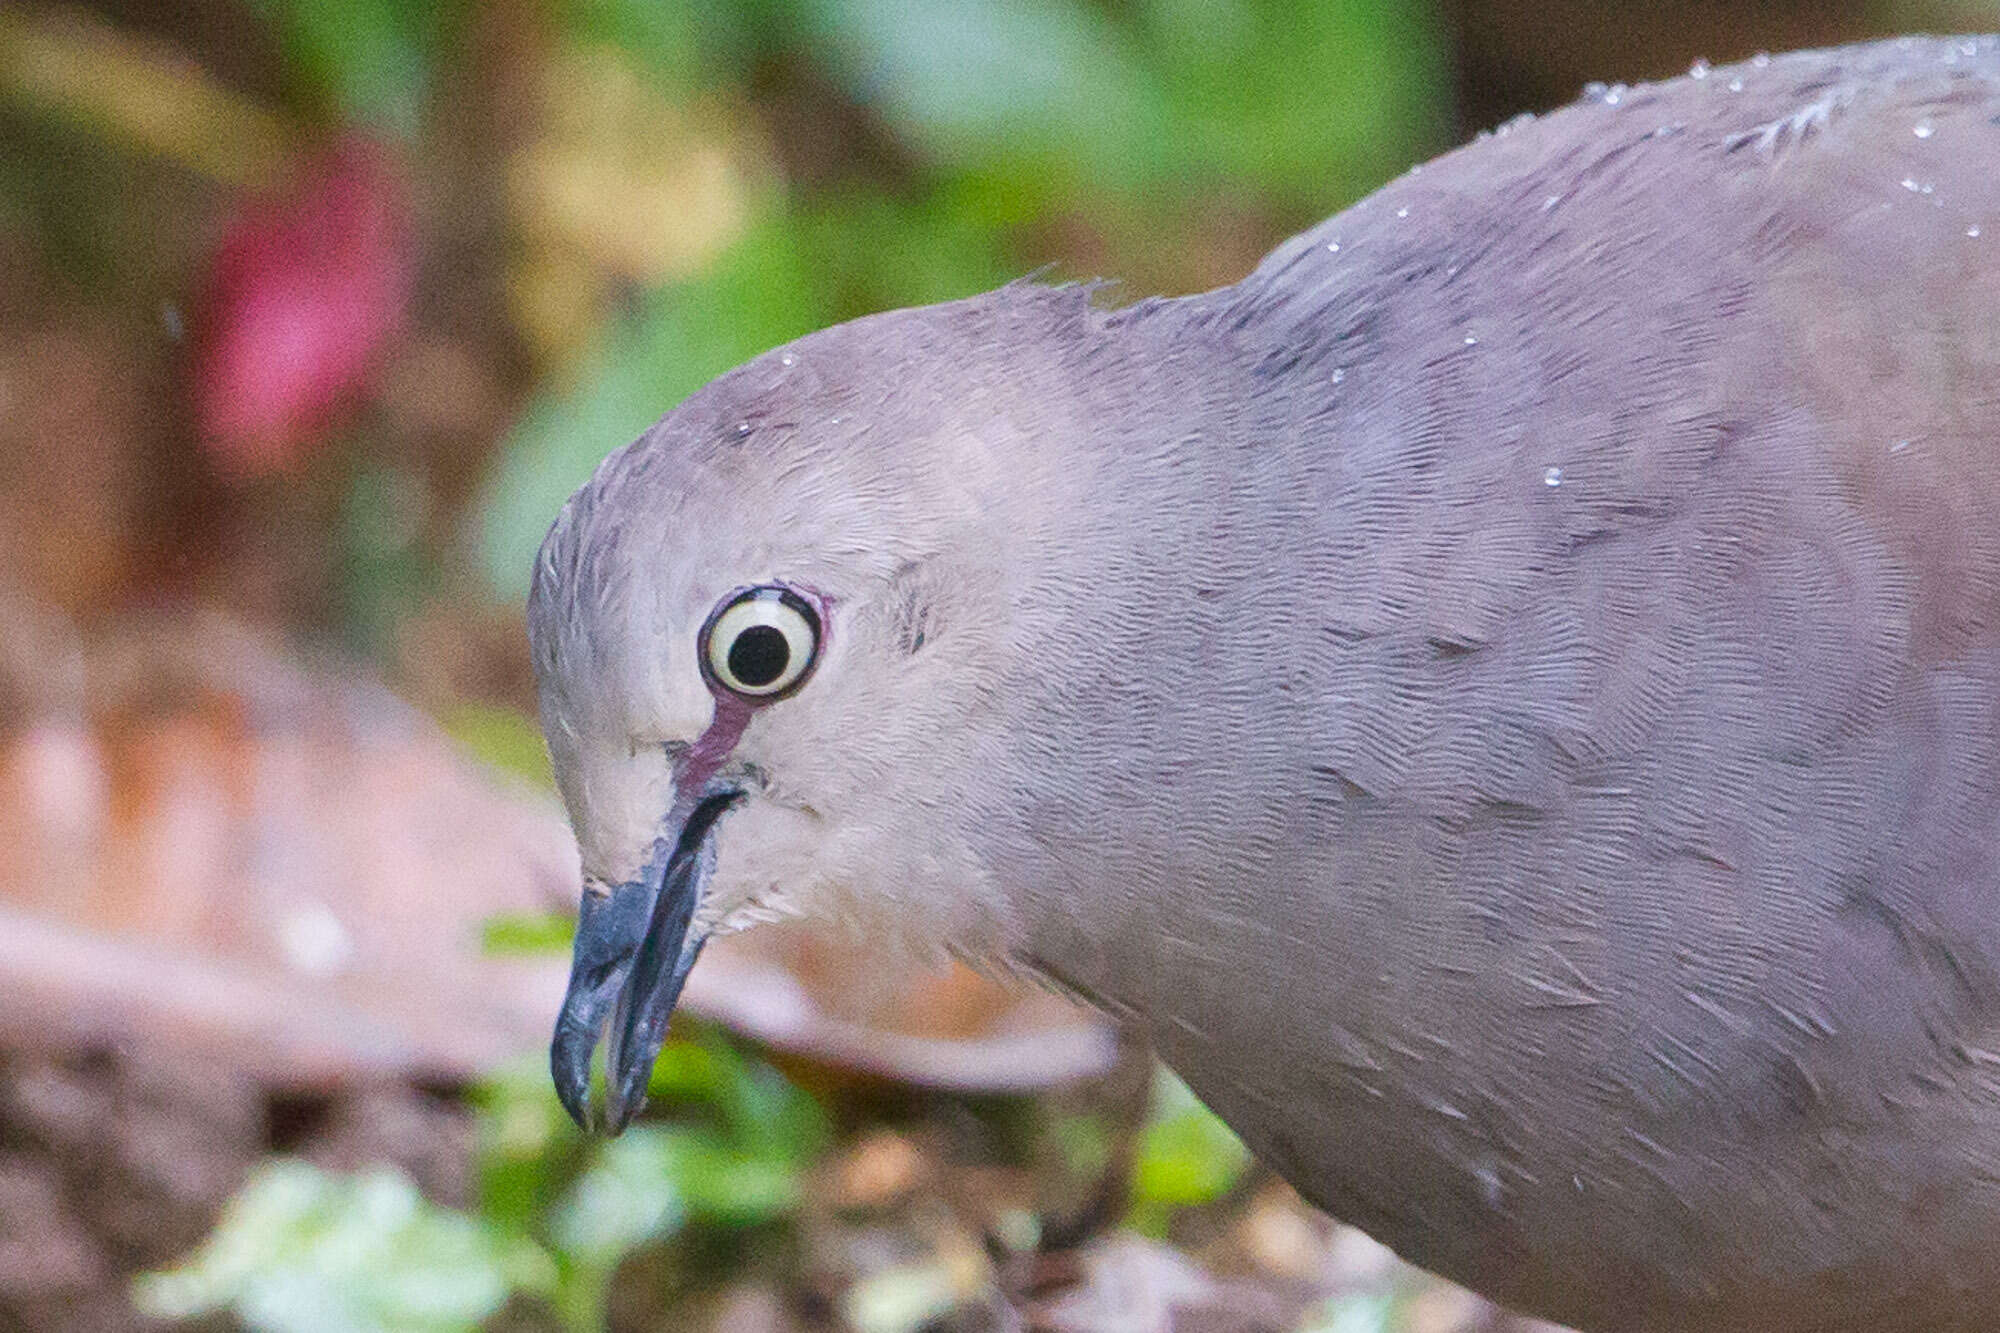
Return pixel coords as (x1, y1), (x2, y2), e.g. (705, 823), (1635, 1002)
(531, 39), (2000, 1332)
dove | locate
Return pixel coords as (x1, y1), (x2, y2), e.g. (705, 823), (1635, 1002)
(527, 37), (2000, 1332)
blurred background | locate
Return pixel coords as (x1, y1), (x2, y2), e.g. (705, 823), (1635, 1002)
(1, 1), (1994, 1330)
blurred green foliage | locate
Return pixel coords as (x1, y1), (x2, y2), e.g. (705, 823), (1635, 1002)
(249, 0), (446, 136)
(132, 1160), (556, 1332)
(479, 1030), (832, 1329)
(443, 703), (560, 788)
(140, 1030), (831, 1332)
(138, 1010), (1262, 1331)
(472, 0), (1449, 600)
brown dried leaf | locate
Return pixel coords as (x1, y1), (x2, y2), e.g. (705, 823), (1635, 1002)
(0, 611), (1115, 1094)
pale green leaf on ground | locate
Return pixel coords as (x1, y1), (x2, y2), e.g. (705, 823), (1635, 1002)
(133, 1160), (553, 1333)
(845, 1260), (963, 1333)
(1129, 1066), (1251, 1233)
(669, 1130), (807, 1223)
(549, 1126), (690, 1264)
(1298, 1291), (1399, 1333)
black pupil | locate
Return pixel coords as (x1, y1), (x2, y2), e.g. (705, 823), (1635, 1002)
(727, 624), (792, 688)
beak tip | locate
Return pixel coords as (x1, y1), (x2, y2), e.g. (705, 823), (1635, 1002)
(603, 1083), (646, 1136)
(551, 789), (737, 1135)
(551, 1033), (597, 1132)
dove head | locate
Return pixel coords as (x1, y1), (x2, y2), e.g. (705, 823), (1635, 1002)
(527, 285), (1113, 1130)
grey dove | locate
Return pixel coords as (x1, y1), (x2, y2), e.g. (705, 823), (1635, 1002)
(527, 38), (2000, 1333)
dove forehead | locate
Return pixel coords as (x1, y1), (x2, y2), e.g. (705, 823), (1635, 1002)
(528, 283), (1100, 733)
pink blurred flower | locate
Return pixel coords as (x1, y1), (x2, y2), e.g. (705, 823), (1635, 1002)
(194, 138), (411, 478)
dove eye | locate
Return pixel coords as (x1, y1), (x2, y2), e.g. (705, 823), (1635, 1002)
(700, 586), (821, 699)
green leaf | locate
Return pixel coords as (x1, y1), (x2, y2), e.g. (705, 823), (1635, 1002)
(786, 0), (1449, 211)
(472, 1056), (583, 1234)
(249, 0), (446, 136)
(560, 0), (779, 88)
(1297, 1292), (1399, 1333)
(442, 703), (556, 789)
(549, 1127), (690, 1265)
(560, 0), (704, 92)
(671, 1129), (806, 1224)
(641, 1036), (730, 1105)
(1128, 1068), (1249, 1232)
(1131, 0), (1451, 209)
(640, 1028), (830, 1169)
(845, 1260), (962, 1333)
(479, 910), (576, 957)
(789, 0), (1164, 189)
(134, 1160), (553, 1333)
(526, 1034), (822, 1324)
(793, 183), (1021, 311)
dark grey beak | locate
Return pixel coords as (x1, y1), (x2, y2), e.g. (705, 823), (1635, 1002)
(551, 788), (741, 1133)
